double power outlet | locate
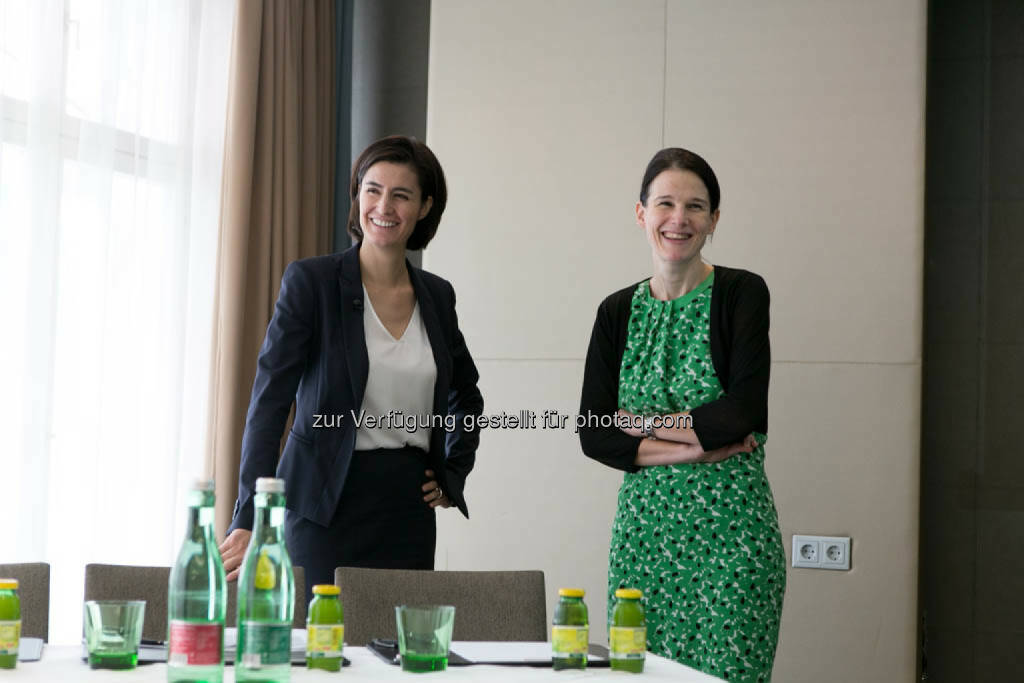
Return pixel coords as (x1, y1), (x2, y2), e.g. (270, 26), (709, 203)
(791, 535), (851, 570)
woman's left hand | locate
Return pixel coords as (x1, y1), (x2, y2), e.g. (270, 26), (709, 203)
(699, 433), (758, 463)
(422, 469), (451, 508)
(635, 433), (758, 467)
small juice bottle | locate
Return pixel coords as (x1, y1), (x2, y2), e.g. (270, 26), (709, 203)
(306, 584), (344, 671)
(551, 588), (588, 670)
(609, 587), (646, 673)
(0, 579), (20, 669)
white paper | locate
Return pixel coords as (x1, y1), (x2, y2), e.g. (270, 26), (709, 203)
(17, 637), (45, 661)
(449, 641), (553, 663)
(224, 627), (307, 654)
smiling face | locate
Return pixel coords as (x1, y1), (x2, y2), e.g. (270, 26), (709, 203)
(358, 161), (433, 251)
(636, 168), (720, 266)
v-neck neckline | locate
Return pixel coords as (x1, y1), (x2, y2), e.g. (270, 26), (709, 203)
(364, 286), (417, 342)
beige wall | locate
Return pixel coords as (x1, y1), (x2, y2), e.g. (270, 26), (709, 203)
(425, 1), (925, 681)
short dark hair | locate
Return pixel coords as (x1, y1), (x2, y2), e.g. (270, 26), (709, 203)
(347, 136), (448, 251)
(639, 148), (720, 212)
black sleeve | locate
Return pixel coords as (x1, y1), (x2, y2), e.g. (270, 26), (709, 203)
(442, 283), (483, 517)
(228, 261), (315, 532)
(689, 274), (770, 451)
(578, 297), (642, 473)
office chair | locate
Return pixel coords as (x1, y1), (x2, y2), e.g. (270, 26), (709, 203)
(335, 567), (547, 645)
(84, 563), (307, 641)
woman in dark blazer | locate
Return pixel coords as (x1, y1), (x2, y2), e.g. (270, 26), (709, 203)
(219, 136), (483, 590)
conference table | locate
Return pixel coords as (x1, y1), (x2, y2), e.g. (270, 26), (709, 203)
(13, 644), (724, 681)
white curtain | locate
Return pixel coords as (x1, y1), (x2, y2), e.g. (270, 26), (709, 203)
(0, 0), (234, 644)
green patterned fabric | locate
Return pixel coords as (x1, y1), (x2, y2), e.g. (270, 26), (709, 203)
(610, 274), (785, 682)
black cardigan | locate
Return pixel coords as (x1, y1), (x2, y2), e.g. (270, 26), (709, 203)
(578, 265), (770, 472)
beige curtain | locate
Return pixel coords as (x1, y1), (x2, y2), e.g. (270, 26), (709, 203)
(207, 0), (337, 536)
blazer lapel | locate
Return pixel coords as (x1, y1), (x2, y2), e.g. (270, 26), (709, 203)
(338, 245), (369, 408)
(408, 263), (451, 418)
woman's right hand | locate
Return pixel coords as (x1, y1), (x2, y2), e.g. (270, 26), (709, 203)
(218, 528), (252, 582)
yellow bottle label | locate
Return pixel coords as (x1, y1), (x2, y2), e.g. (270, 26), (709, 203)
(254, 551), (276, 590)
(306, 624), (344, 658)
(609, 626), (646, 659)
(551, 624), (588, 656)
(0, 620), (20, 655)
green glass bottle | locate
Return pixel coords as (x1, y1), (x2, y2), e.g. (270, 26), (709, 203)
(609, 587), (646, 673)
(306, 585), (343, 671)
(237, 478), (295, 682)
(0, 579), (20, 670)
(551, 588), (588, 670)
(167, 480), (227, 683)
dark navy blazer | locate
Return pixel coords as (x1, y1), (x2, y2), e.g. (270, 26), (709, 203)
(228, 244), (483, 532)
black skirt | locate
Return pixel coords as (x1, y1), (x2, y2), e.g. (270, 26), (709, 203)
(286, 446), (436, 598)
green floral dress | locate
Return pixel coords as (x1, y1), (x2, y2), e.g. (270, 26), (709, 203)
(609, 274), (785, 682)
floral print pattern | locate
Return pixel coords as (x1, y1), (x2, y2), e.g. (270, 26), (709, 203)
(610, 274), (785, 682)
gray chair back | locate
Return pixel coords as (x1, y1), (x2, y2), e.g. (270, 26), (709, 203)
(0, 562), (50, 641)
(84, 563), (307, 641)
(84, 564), (170, 642)
(334, 567), (547, 646)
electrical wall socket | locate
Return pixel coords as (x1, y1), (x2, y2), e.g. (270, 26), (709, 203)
(791, 535), (851, 570)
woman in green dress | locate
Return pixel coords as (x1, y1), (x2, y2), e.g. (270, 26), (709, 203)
(579, 148), (785, 682)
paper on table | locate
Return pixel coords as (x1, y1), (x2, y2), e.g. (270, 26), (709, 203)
(223, 626), (307, 652)
(449, 641), (553, 663)
(224, 627), (311, 665)
(17, 637), (45, 662)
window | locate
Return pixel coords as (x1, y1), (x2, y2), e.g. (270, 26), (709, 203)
(0, 0), (234, 644)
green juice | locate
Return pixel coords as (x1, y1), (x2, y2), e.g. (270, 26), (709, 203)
(0, 580), (20, 670)
(88, 650), (138, 670)
(306, 585), (344, 671)
(609, 588), (646, 673)
(552, 588), (589, 670)
(401, 652), (448, 672)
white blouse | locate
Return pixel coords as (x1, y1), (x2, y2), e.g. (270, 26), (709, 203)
(354, 288), (437, 451)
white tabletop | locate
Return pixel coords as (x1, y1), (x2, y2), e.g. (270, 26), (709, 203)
(12, 645), (724, 682)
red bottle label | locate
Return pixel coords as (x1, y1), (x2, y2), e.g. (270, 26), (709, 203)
(169, 621), (223, 666)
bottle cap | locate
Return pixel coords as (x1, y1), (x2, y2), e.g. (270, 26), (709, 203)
(312, 584), (340, 596)
(255, 477), (285, 493)
(0, 579), (18, 590)
(192, 479), (215, 492)
(614, 588), (643, 600)
(558, 588), (585, 598)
